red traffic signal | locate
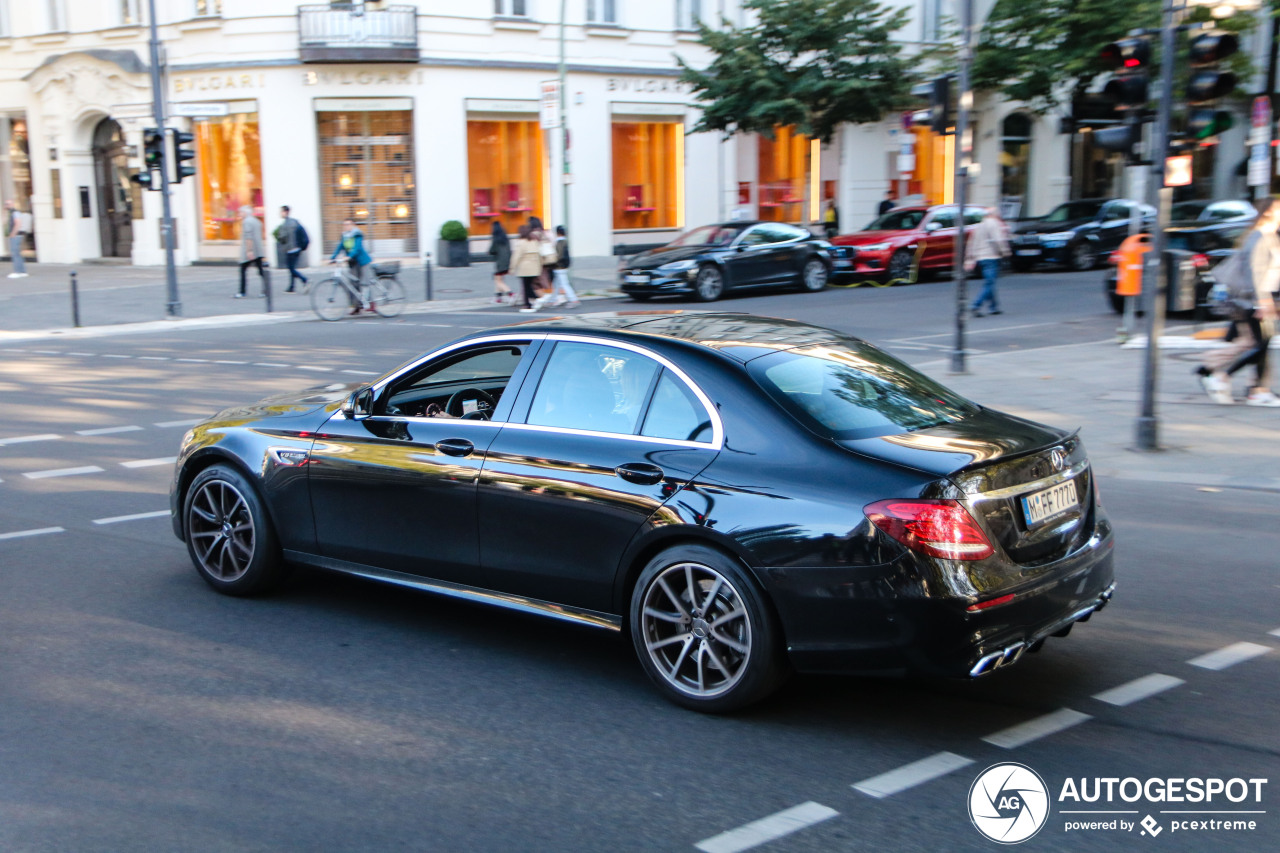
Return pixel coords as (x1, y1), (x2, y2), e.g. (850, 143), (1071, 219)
(1099, 38), (1151, 71)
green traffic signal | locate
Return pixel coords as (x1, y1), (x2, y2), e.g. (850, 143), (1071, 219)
(1186, 108), (1234, 140)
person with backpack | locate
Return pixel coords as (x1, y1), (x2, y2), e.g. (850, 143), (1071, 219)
(1196, 198), (1280, 406)
(278, 206), (310, 292)
(539, 225), (579, 309)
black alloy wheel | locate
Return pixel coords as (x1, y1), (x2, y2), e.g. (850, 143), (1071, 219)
(800, 258), (829, 292)
(887, 250), (914, 283)
(1070, 241), (1097, 272)
(629, 544), (788, 712)
(693, 266), (725, 302)
(183, 464), (286, 596)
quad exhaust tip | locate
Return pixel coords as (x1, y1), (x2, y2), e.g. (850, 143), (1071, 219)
(968, 583), (1116, 678)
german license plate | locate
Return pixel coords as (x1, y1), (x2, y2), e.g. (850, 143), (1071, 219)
(1021, 480), (1080, 527)
(624, 275), (649, 283)
(1015, 249), (1041, 256)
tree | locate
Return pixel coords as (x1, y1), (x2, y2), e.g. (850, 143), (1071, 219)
(677, 0), (915, 143)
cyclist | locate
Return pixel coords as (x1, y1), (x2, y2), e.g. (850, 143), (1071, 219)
(329, 218), (373, 314)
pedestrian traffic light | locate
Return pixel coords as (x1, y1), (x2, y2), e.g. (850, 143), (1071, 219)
(170, 128), (196, 184)
(1185, 31), (1239, 141)
(130, 128), (164, 191)
(1099, 37), (1151, 110)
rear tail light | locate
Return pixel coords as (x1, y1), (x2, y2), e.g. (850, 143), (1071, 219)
(1107, 251), (1120, 265)
(864, 499), (995, 561)
(1191, 253), (1210, 269)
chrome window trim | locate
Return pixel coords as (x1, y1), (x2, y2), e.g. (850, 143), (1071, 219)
(966, 460), (1090, 500)
(371, 333), (547, 396)
(499, 422), (714, 449)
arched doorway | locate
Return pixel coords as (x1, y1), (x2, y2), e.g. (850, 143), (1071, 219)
(1000, 113), (1033, 218)
(91, 118), (134, 258)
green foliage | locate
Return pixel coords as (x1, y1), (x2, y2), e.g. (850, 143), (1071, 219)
(678, 0), (914, 143)
(439, 220), (469, 242)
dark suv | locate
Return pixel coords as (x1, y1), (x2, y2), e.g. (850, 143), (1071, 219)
(1012, 199), (1156, 272)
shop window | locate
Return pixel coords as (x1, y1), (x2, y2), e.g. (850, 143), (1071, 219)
(318, 109), (417, 256)
(194, 111), (263, 242)
(612, 121), (682, 230)
(757, 126), (807, 222)
(1000, 112), (1032, 218)
(467, 118), (546, 237)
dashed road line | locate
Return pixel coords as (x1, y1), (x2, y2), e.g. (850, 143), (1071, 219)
(30, 349), (63, 355)
(120, 457), (177, 468)
(1188, 642), (1271, 671)
(296, 365), (333, 372)
(76, 425), (144, 436)
(154, 419), (202, 428)
(175, 357), (210, 363)
(22, 465), (105, 479)
(0, 526), (65, 541)
(253, 362), (290, 368)
(137, 356), (170, 361)
(852, 752), (974, 799)
(0, 433), (62, 446)
(341, 369), (380, 376)
(93, 510), (170, 525)
(65, 351), (96, 357)
(695, 802), (839, 853)
(101, 353), (132, 358)
(1268, 627), (1280, 638)
(982, 708), (1092, 749)
(214, 360), (248, 364)
(1092, 674), (1184, 707)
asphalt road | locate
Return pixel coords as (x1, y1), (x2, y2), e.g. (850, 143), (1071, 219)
(1, 268), (1276, 852)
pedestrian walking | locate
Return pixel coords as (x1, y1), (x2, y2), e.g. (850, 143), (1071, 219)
(877, 190), (894, 217)
(236, 205), (268, 298)
(510, 224), (544, 313)
(1196, 199), (1280, 406)
(488, 221), (515, 304)
(5, 200), (32, 278)
(823, 200), (840, 239)
(969, 208), (1012, 317)
(330, 218), (373, 314)
(277, 205), (309, 292)
(540, 225), (579, 308)
(528, 215), (556, 293)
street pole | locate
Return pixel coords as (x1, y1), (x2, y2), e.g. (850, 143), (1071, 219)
(558, 0), (570, 233)
(147, 0), (181, 317)
(950, 0), (973, 374)
(1135, 0), (1180, 451)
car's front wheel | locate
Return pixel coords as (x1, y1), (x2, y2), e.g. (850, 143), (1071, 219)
(183, 464), (286, 596)
(628, 293), (652, 302)
(886, 249), (914, 283)
(800, 258), (829, 292)
(693, 266), (724, 302)
(1070, 241), (1097, 272)
(629, 545), (788, 712)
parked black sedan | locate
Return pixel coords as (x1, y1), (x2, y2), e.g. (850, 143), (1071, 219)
(171, 313), (1114, 712)
(1011, 198), (1155, 272)
(618, 222), (832, 302)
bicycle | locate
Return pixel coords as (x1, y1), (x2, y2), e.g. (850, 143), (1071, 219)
(311, 261), (407, 321)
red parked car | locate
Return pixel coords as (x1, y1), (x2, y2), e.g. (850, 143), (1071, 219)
(829, 204), (987, 282)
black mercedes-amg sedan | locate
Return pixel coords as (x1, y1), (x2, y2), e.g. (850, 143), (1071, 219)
(170, 313), (1115, 712)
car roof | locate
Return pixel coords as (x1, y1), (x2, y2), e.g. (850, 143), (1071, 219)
(475, 311), (851, 363)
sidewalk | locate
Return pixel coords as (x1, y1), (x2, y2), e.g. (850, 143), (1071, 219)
(0, 257), (622, 333)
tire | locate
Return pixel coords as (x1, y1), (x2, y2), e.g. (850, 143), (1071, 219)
(370, 276), (407, 318)
(693, 265), (724, 302)
(886, 250), (913, 284)
(800, 258), (829, 292)
(629, 293), (653, 302)
(629, 544), (788, 713)
(1011, 259), (1034, 273)
(311, 277), (348, 322)
(183, 464), (286, 596)
(1070, 241), (1097, 272)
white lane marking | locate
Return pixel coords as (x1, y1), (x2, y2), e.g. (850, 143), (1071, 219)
(65, 351), (96, 357)
(137, 356), (170, 361)
(22, 465), (105, 479)
(1268, 628), (1280, 638)
(101, 353), (133, 359)
(694, 802), (839, 853)
(0, 526), (65, 541)
(1092, 674), (1184, 707)
(120, 457), (177, 469)
(31, 349), (63, 355)
(76, 425), (144, 436)
(1, 347), (27, 352)
(982, 708), (1092, 749)
(154, 419), (202, 428)
(341, 369), (380, 376)
(296, 365), (333, 372)
(215, 360), (248, 364)
(93, 510), (171, 525)
(853, 752), (974, 799)
(1188, 642), (1272, 671)
(0, 433), (62, 446)
(253, 362), (290, 368)
(176, 358), (210, 363)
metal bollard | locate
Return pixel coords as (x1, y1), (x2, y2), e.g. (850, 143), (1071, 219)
(69, 270), (81, 328)
(424, 251), (434, 301)
(263, 263), (274, 314)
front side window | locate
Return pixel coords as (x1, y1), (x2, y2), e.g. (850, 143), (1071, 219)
(750, 343), (978, 440)
(527, 342), (660, 435)
(865, 209), (925, 231)
(669, 224), (738, 247)
(757, 223), (807, 243)
(928, 210), (957, 229)
(383, 343), (528, 420)
(1044, 201), (1103, 223)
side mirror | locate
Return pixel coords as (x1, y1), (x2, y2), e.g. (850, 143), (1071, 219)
(736, 244), (747, 252)
(925, 222), (941, 233)
(343, 387), (374, 420)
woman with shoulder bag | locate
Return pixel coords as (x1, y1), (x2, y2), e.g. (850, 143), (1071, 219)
(510, 225), (544, 313)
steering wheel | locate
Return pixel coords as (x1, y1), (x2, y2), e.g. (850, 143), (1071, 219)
(445, 387), (497, 420)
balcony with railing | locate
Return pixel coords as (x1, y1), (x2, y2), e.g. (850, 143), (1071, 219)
(298, 4), (418, 63)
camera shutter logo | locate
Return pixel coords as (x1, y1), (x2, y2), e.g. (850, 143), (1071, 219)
(968, 763), (1051, 844)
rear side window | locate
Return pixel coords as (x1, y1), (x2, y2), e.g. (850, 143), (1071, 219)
(526, 341), (659, 435)
(749, 343), (978, 439)
(640, 370), (713, 443)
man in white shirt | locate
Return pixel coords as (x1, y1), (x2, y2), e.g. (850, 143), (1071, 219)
(6, 200), (32, 278)
(968, 208), (1011, 316)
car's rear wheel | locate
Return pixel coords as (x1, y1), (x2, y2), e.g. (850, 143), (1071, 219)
(629, 293), (652, 302)
(184, 464), (285, 596)
(800, 258), (828, 292)
(630, 545), (788, 712)
(1070, 241), (1097, 272)
(887, 249), (914, 283)
(693, 266), (724, 302)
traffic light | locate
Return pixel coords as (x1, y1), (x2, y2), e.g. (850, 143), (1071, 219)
(1095, 37), (1151, 159)
(130, 128), (164, 191)
(170, 128), (196, 184)
(910, 76), (953, 135)
(1186, 31), (1238, 141)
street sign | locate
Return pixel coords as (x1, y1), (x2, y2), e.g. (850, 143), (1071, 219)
(170, 102), (229, 117)
(539, 81), (560, 130)
(1248, 143), (1269, 186)
(1249, 95), (1271, 146)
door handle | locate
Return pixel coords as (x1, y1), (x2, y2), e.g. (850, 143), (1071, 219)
(615, 462), (665, 486)
(435, 438), (475, 458)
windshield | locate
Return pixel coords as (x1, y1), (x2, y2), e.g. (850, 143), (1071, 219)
(749, 342), (979, 440)
(1044, 201), (1103, 223)
(1170, 201), (1207, 221)
(668, 225), (739, 248)
(865, 210), (926, 231)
